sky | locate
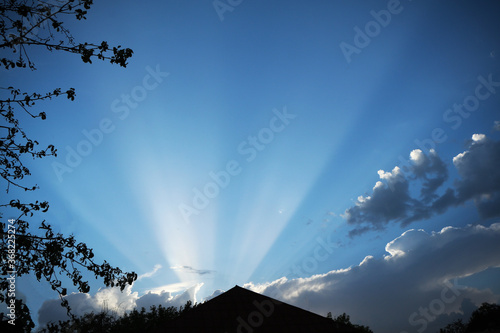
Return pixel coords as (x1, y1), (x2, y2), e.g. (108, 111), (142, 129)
(1, 0), (500, 332)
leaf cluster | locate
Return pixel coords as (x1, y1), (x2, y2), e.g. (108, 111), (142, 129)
(1, 86), (75, 193)
(0, 0), (133, 69)
(0, 210), (138, 319)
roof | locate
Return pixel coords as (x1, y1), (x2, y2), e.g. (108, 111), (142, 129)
(154, 285), (353, 333)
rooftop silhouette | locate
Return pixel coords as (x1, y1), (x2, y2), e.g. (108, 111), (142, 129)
(155, 285), (356, 332)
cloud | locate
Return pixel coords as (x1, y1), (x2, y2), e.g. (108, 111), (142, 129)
(408, 149), (448, 203)
(202, 289), (225, 302)
(343, 162), (431, 235)
(37, 271), (203, 327)
(146, 281), (199, 295)
(38, 284), (138, 326)
(170, 265), (216, 276)
(452, 135), (500, 218)
(137, 264), (162, 281)
(344, 135), (500, 236)
(38, 293), (101, 326)
(244, 223), (500, 333)
(343, 166), (408, 229)
(493, 120), (500, 131)
(135, 283), (203, 311)
(37, 223), (500, 332)
(471, 133), (486, 142)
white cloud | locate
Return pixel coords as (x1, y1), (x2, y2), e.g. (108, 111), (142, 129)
(135, 283), (203, 311)
(360, 255), (374, 266)
(378, 166), (404, 183)
(38, 284), (139, 326)
(37, 274), (203, 327)
(452, 152), (467, 165)
(472, 133), (486, 143)
(373, 181), (384, 190)
(410, 149), (426, 165)
(244, 223), (500, 333)
(146, 281), (198, 295)
(137, 264), (162, 281)
(384, 228), (428, 258)
(202, 289), (225, 302)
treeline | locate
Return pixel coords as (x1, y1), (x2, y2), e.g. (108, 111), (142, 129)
(439, 302), (500, 333)
(4, 300), (497, 332)
(327, 312), (373, 333)
(34, 301), (375, 333)
(36, 300), (197, 333)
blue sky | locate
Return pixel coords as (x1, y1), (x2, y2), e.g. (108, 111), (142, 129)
(2, 1), (500, 332)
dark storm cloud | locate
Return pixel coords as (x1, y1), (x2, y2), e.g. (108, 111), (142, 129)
(408, 149), (448, 203)
(344, 135), (500, 236)
(452, 134), (500, 218)
(343, 165), (413, 235)
(38, 293), (101, 327)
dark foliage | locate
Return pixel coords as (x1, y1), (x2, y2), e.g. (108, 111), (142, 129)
(439, 302), (500, 333)
(0, 0), (133, 70)
(0, 298), (35, 332)
(327, 312), (374, 333)
(37, 301), (197, 333)
(440, 319), (467, 333)
(1, 0), (135, 329)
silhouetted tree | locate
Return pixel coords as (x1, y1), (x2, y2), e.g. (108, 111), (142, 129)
(0, 299), (35, 332)
(439, 302), (500, 333)
(37, 301), (195, 333)
(332, 312), (351, 326)
(112, 304), (183, 333)
(1, 0), (134, 328)
(329, 312), (374, 333)
(465, 302), (500, 332)
(439, 319), (466, 333)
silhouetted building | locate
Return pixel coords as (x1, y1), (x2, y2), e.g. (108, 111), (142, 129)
(155, 285), (354, 332)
